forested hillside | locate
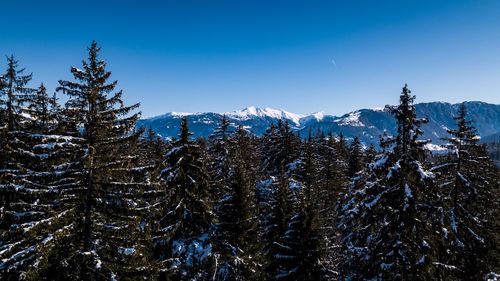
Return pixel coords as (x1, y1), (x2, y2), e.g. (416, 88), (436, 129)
(136, 102), (500, 147)
(1, 43), (499, 280)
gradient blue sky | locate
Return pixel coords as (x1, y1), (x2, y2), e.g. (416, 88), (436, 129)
(1, 0), (500, 117)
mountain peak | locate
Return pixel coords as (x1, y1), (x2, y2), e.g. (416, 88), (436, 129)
(226, 106), (304, 125)
(137, 101), (500, 150)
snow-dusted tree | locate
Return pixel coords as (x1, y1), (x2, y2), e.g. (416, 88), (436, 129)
(261, 120), (300, 176)
(335, 132), (349, 168)
(156, 117), (215, 280)
(213, 125), (262, 280)
(0, 58), (89, 280)
(434, 103), (500, 278)
(0, 56), (36, 132)
(208, 115), (232, 205)
(44, 41), (152, 280)
(274, 139), (324, 281)
(0, 56), (41, 279)
(258, 121), (301, 279)
(139, 127), (169, 181)
(364, 143), (377, 164)
(23, 84), (61, 134)
(314, 133), (349, 275)
(339, 85), (439, 279)
(348, 136), (364, 178)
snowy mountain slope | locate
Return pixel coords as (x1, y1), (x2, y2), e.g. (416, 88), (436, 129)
(136, 102), (500, 146)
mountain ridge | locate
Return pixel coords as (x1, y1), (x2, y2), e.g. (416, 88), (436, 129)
(136, 101), (500, 148)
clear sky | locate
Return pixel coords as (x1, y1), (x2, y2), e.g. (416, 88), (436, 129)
(1, 0), (500, 117)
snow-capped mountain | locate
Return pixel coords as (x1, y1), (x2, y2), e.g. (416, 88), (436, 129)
(137, 101), (500, 147)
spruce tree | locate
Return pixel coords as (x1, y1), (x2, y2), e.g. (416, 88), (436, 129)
(339, 85), (439, 279)
(435, 103), (500, 278)
(25, 84), (51, 133)
(347, 137), (364, 178)
(208, 115), (232, 206)
(213, 125), (261, 280)
(258, 121), (300, 279)
(315, 133), (348, 275)
(0, 56), (40, 279)
(156, 117), (214, 280)
(139, 128), (169, 181)
(275, 139), (324, 280)
(50, 41), (151, 280)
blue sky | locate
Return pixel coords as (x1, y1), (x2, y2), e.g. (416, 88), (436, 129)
(1, 0), (500, 117)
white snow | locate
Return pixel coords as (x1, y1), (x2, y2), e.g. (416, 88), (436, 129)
(310, 111), (325, 121)
(369, 155), (388, 169)
(335, 111), (365, 127)
(380, 262), (394, 270)
(450, 209), (458, 233)
(485, 272), (500, 281)
(416, 162), (435, 180)
(403, 184), (413, 211)
(226, 106), (305, 126)
(424, 143), (448, 153)
(386, 160), (401, 179)
(118, 247), (136, 256)
(171, 233), (212, 268)
(170, 112), (193, 117)
(422, 240), (430, 248)
(433, 262), (458, 271)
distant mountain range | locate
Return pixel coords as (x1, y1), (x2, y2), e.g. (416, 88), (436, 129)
(137, 101), (500, 149)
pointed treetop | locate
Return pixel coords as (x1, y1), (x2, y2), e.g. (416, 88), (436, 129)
(88, 40), (101, 60)
(38, 83), (46, 92)
(5, 55), (31, 81)
(179, 117), (193, 143)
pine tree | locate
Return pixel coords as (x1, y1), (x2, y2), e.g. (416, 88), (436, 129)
(315, 133), (348, 276)
(47, 41), (151, 280)
(0, 56), (41, 279)
(139, 128), (169, 182)
(258, 121), (300, 279)
(156, 117), (214, 280)
(18, 98), (85, 281)
(275, 139), (324, 281)
(339, 85), (439, 279)
(24, 84), (51, 133)
(214, 125), (262, 280)
(364, 143), (377, 164)
(347, 137), (364, 178)
(208, 115), (232, 206)
(435, 103), (500, 278)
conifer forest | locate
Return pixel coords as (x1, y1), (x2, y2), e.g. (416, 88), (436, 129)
(0, 42), (499, 281)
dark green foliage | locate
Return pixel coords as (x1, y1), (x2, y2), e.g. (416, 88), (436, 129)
(275, 139), (324, 281)
(339, 85), (441, 280)
(348, 137), (364, 178)
(156, 117), (214, 280)
(433, 103), (500, 279)
(0, 56), (42, 279)
(49, 41), (150, 279)
(0, 44), (498, 281)
(212, 125), (262, 280)
(258, 121), (302, 279)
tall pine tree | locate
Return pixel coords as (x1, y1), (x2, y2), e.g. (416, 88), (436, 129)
(52, 41), (150, 279)
(156, 117), (215, 280)
(435, 103), (500, 278)
(339, 84), (439, 279)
